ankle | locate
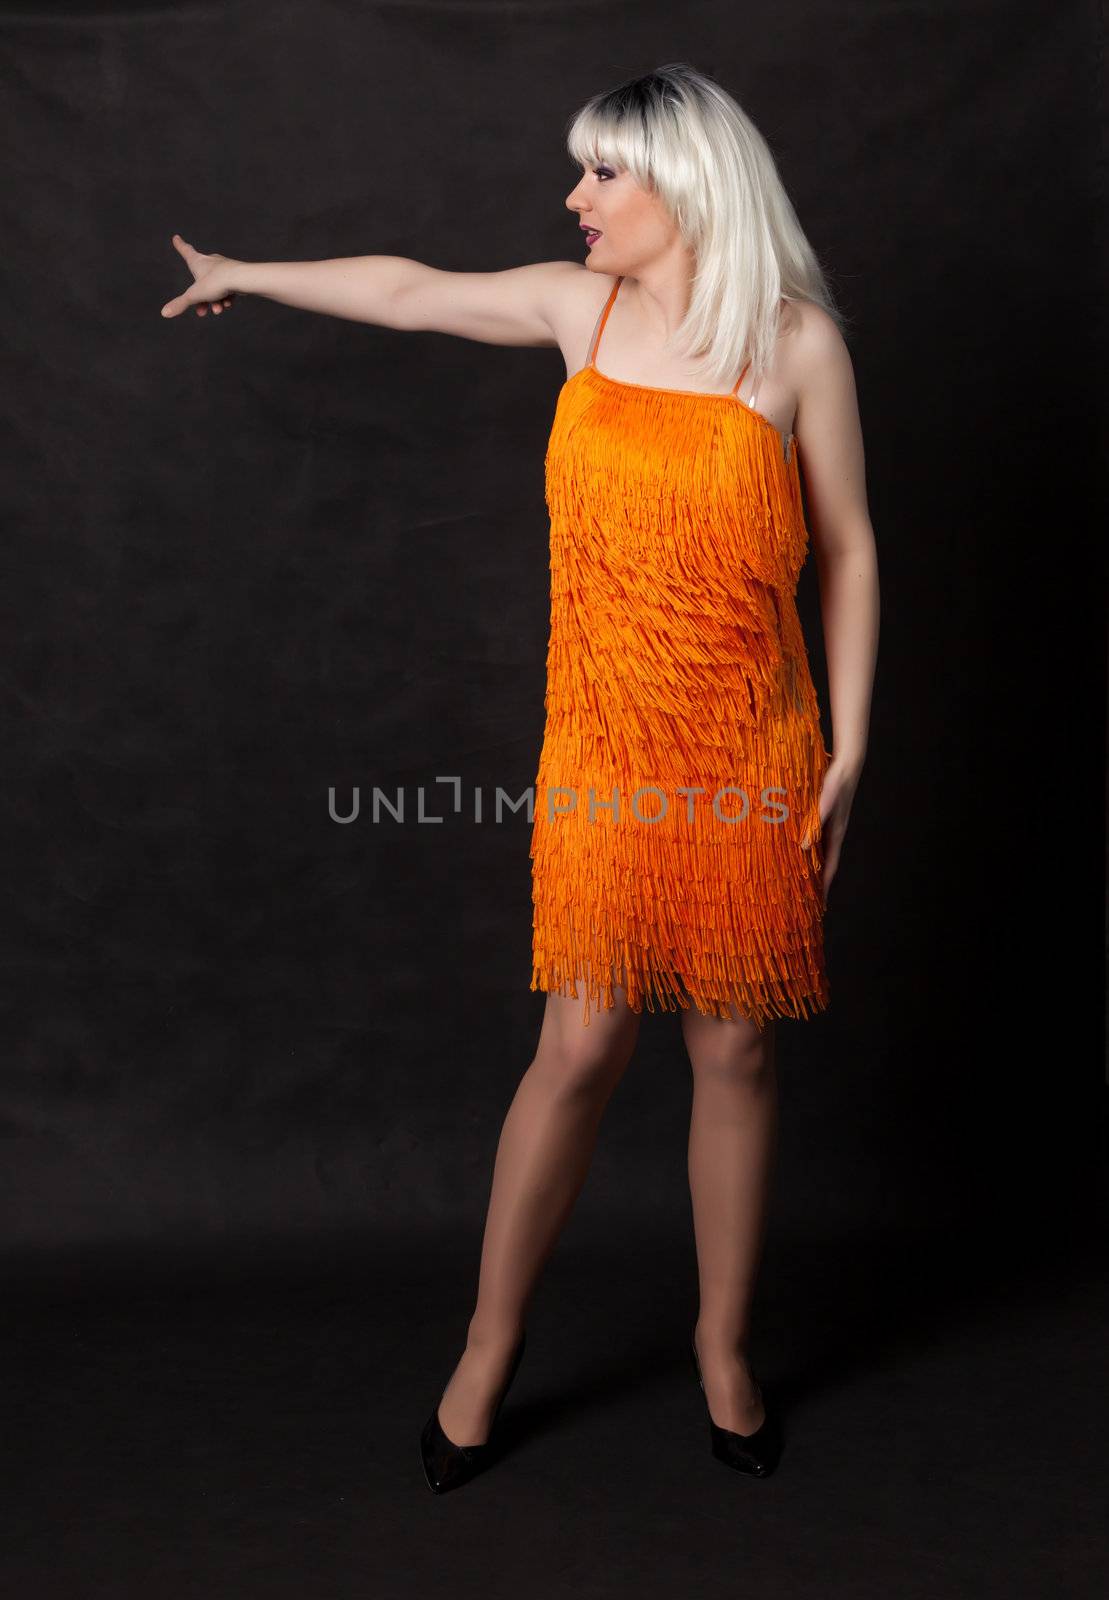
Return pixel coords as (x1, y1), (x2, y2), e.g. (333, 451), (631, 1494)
(693, 1324), (754, 1365)
(465, 1316), (525, 1356)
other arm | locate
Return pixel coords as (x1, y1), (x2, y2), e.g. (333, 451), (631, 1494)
(793, 305), (880, 779)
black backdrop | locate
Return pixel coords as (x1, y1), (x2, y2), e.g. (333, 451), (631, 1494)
(3, 0), (1101, 1256)
(1, 3), (1105, 1593)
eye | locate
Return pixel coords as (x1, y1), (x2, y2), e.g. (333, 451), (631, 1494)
(594, 165), (615, 181)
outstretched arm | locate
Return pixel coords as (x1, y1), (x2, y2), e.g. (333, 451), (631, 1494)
(161, 236), (582, 347)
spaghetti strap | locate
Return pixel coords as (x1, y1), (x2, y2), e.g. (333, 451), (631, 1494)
(586, 277), (623, 367)
(732, 359), (760, 411)
(590, 281), (761, 411)
(736, 295), (791, 408)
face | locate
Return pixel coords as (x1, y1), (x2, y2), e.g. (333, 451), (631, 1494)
(565, 158), (686, 274)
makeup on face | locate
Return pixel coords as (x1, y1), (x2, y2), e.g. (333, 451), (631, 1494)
(572, 162), (615, 249)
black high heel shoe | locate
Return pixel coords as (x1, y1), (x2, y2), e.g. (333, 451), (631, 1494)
(420, 1330), (527, 1494)
(690, 1330), (781, 1478)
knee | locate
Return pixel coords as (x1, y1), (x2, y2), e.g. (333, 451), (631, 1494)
(688, 1027), (774, 1090)
(532, 1030), (633, 1103)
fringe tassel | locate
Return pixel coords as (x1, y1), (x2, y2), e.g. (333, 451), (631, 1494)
(530, 366), (833, 1028)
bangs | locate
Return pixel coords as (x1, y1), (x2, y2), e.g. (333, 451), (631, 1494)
(566, 101), (652, 186)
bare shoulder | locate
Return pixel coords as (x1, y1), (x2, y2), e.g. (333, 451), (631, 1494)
(782, 298), (855, 393)
(543, 265), (620, 369)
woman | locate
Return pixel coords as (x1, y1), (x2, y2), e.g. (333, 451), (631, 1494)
(161, 63), (878, 1492)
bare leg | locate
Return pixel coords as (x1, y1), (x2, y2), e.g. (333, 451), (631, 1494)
(683, 1000), (776, 1435)
(435, 979), (642, 1447)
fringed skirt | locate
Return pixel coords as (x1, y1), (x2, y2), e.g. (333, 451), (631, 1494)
(528, 700), (830, 1028)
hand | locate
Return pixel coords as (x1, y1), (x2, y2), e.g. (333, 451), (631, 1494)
(805, 755), (862, 909)
(160, 234), (242, 319)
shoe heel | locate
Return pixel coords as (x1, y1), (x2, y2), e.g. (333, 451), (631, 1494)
(420, 1329), (527, 1495)
(690, 1329), (780, 1479)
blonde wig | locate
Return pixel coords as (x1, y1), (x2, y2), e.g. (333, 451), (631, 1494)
(565, 62), (849, 390)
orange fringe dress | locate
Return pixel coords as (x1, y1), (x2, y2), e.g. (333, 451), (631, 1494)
(529, 275), (832, 1027)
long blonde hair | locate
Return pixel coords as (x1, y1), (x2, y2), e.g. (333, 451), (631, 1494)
(565, 62), (849, 390)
